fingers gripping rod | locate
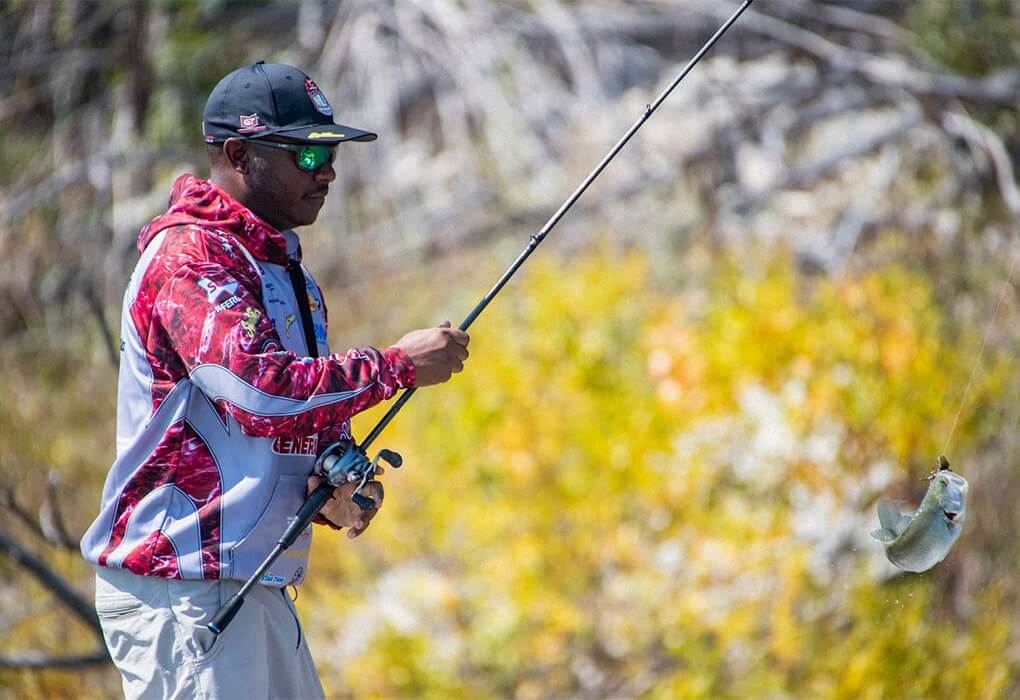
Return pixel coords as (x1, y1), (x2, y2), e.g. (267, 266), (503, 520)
(207, 0), (754, 637)
(363, 0), (754, 447)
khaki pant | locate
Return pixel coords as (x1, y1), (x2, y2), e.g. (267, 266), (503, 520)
(95, 567), (324, 700)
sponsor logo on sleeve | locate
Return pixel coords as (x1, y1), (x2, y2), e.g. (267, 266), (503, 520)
(198, 277), (243, 311)
(240, 307), (261, 339)
(198, 278), (238, 303)
(215, 296), (242, 312)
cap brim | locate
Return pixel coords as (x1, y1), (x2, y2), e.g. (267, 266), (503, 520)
(276, 123), (377, 144)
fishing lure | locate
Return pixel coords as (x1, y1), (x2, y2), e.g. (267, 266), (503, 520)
(871, 456), (968, 573)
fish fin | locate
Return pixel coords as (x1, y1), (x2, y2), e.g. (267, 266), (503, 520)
(895, 513), (912, 535)
(871, 527), (896, 543)
(877, 499), (902, 531)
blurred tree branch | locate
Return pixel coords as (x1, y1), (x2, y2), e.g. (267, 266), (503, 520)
(943, 110), (1020, 218)
(0, 475), (108, 669)
(710, 1), (1020, 106)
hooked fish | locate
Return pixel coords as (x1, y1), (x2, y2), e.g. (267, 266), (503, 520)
(870, 455), (968, 573)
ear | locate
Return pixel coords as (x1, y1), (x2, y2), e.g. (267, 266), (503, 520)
(222, 138), (250, 174)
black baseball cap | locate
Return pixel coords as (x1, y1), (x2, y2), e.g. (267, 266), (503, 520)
(203, 61), (377, 145)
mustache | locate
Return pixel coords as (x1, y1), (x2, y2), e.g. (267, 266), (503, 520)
(305, 186), (329, 198)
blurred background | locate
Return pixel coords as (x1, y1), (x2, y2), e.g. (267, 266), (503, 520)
(2, 0), (1020, 697)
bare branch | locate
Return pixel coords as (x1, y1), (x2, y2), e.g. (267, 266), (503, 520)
(1, 480), (79, 552)
(782, 108), (922, 191)
(702, 2), (1020, 107)
(0, 531), (100, 635)
(0, 160), (89, 227)
(39, 471), (78, 550)
(0, 532), (110, 668)
(0, 487), (45, 542)
(0, 477), (110, 670)
(943, 111), (1020, 219)
(0, 144), (192, 226)
(81, 277), (119, 369)
(738, 105), (923, 213)
(774, 0), (906, 44)
(0, 650), (110, 670)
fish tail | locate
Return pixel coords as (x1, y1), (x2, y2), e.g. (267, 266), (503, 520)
(871, 527), (897, 543)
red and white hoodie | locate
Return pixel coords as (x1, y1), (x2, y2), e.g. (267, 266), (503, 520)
(81, 174), (414, 587)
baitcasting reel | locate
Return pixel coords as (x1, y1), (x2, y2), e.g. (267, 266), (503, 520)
(207, 0), (754, 638)
(314, 439), (403, 510)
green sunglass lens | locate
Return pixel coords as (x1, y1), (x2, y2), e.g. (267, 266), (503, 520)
(296, 146), (330, 171)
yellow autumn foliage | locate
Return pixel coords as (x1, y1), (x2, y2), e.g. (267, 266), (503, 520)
(0, 241), (1014, 699)
(292, 243), (1017, 698)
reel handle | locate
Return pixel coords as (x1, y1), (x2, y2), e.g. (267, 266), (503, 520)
(315, 440), (401, 511)
(377, 449), (403, 468)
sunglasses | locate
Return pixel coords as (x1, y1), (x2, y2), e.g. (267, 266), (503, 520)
(246, 140), (337, 172)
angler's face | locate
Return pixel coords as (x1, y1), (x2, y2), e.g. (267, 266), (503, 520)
(244, 137), (336, 230)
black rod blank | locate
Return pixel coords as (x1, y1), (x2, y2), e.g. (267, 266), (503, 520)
(362, 0), (755, 451)
(208, 0), (754, 636)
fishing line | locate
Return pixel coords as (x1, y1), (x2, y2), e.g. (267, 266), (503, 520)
(938, 104), (1020, 458)
(941, 250), (1018, 456)
(205, 0), (757, 638)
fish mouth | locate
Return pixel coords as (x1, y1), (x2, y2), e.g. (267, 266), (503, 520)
(944, 510), (959, 522)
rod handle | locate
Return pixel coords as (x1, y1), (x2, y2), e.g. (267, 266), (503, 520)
(280, 483), (334, 547)
(207, 593), (244, 636)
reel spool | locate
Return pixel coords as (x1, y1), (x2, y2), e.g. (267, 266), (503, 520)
(315, 439), (403, 510)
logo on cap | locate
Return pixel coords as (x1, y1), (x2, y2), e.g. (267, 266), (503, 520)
(305, 79), (333, 117)
(238, 113), (266, 135)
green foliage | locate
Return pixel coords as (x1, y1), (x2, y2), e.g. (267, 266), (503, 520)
(907, 0), (1019, 76)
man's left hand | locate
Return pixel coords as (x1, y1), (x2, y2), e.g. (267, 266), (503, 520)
(307, 468), (385, 539)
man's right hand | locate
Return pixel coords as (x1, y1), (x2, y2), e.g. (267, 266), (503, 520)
(393, 321), (470, 386)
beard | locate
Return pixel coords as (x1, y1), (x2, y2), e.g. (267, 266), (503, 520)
(243, 154), (315, 230)
(244, 155), (286, 226)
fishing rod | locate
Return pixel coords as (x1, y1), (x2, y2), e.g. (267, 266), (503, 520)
(207, 0), (755, 637)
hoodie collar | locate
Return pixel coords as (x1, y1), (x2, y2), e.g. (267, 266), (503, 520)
(138, 174), (293, 265)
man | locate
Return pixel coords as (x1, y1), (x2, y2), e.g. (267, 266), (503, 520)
(80, 61), (469, 699)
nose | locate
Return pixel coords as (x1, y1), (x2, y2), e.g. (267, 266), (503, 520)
(316, 160), (337, 184)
